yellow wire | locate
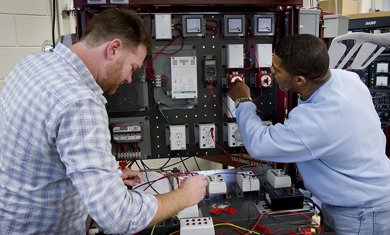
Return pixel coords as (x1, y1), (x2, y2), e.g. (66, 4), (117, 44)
(214, 223), (261, 235)
(168, 230), (179, 235)
(175, 214), (180, 220)
(150, 225), (156, 235)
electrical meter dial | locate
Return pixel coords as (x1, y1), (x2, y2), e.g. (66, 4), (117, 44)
(222, 15), (245, 37)
(186, 18), (201, 33)
(258, 18), (272, 33)
(228, 18), (243, 33)
(251, 14), (275, 36)
(182, 15), (204, 37)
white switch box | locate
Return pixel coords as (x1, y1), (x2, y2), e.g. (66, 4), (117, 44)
(267, 169), (291, 188)
(227, 123), (244, 147)
(226, 44), (244, 68)
(180, 217), (214, 235)
(155, 14), (172, 40)
(170, 125), (186, 150)
(254, 44), (272, 68)
(206, 174), (227, 194)
(236, 171), (260, 192)
(199, 124), (216, 149)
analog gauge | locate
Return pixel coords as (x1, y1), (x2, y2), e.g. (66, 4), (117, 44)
(228, 18), (242, 33)
(186, 18), (201, 33)
(258, 18), (272, 33)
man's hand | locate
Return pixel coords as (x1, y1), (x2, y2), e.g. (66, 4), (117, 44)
(227, 80), (251, 102)
(178, 174), (207, 207)
(120, 168), (142, 187)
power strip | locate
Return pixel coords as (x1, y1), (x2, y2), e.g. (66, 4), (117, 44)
(206, 174), (227, 194)
(236, 171), (260, 192)
(180, 217), (214, 235)
(266, 169), (291, 188)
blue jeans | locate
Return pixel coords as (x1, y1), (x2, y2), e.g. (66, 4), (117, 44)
(322, 201), (390, 235)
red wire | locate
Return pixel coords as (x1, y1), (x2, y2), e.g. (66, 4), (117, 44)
(136, 6), (152, 40)
(209, 81), (237, 123)
(247, 210), (324, 235)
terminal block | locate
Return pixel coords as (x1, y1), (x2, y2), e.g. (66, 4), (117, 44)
(206, 174), (227, 194)
(236, 171), (260, 192)
(180, 217), (214, 235)
(267, 169), (291, 188)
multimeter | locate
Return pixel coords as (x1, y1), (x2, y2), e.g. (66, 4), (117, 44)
(203, 56), (217, 84)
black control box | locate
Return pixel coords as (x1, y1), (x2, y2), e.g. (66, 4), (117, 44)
(262, 182), (304, 211)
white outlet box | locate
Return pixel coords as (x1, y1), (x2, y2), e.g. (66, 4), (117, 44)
(267, 169), (291, 188)
(180, 217), (214, 235)
(227, 123), (244, 147)
(170, 125), (186, 150)
(199, 124), (215, 149)
(254, 44), (272, 68)
(155, 14), (172, 40)
(236, 171), (260, 192)
(226, 44), (244, 68)
(206, 174), (227, 194)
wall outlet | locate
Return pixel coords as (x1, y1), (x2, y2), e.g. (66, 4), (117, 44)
(236, 171), (260, 192)
(170, 125), (187, 150)
(199, 124), (215, 149)
(227, 123), (244, 147)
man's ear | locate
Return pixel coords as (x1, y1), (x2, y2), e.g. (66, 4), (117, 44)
(294, 75), (307, 87)
(106, 39), (123, 61)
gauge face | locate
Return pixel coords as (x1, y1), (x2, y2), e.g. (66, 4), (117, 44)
(258, 18), (272, 33)
(228, 18), (242, 33)
(186, 18), (201, 33)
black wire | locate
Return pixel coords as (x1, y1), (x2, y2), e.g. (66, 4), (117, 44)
(160, 156), (193, 170)
(140, 160), (160, 194)
(135, 161), (142, 170)
(52, 0), (56, 48)
(193, 156), (201, 171)
(159, 157), (171, 169)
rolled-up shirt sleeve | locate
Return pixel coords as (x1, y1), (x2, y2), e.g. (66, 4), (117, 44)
(55, 98), (157, 234)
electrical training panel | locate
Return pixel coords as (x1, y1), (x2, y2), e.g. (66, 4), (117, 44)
(104, 10), (281, 160)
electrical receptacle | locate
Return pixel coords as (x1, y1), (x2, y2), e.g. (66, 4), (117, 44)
(180, 217), (214, 235)
(227, 123), (244, 147)
(199, 124), (215, 149)
(170, 125), (186, 150)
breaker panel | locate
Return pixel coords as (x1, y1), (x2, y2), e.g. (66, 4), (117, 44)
(73, 3), (300, 160)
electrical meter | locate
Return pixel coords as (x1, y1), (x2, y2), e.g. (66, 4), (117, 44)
(222, 15), (245, 37)
(182, 15), (204, 37)
(203, 55), (217, 84)
(251, 14), (275, 36)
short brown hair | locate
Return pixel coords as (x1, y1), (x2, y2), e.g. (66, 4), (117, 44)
(80, 8), (152, 58)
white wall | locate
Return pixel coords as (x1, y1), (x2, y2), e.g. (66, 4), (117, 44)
(0, 0), (54, 91)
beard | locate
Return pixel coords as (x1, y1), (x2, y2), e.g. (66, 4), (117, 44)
(101, 59), (125, 95)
